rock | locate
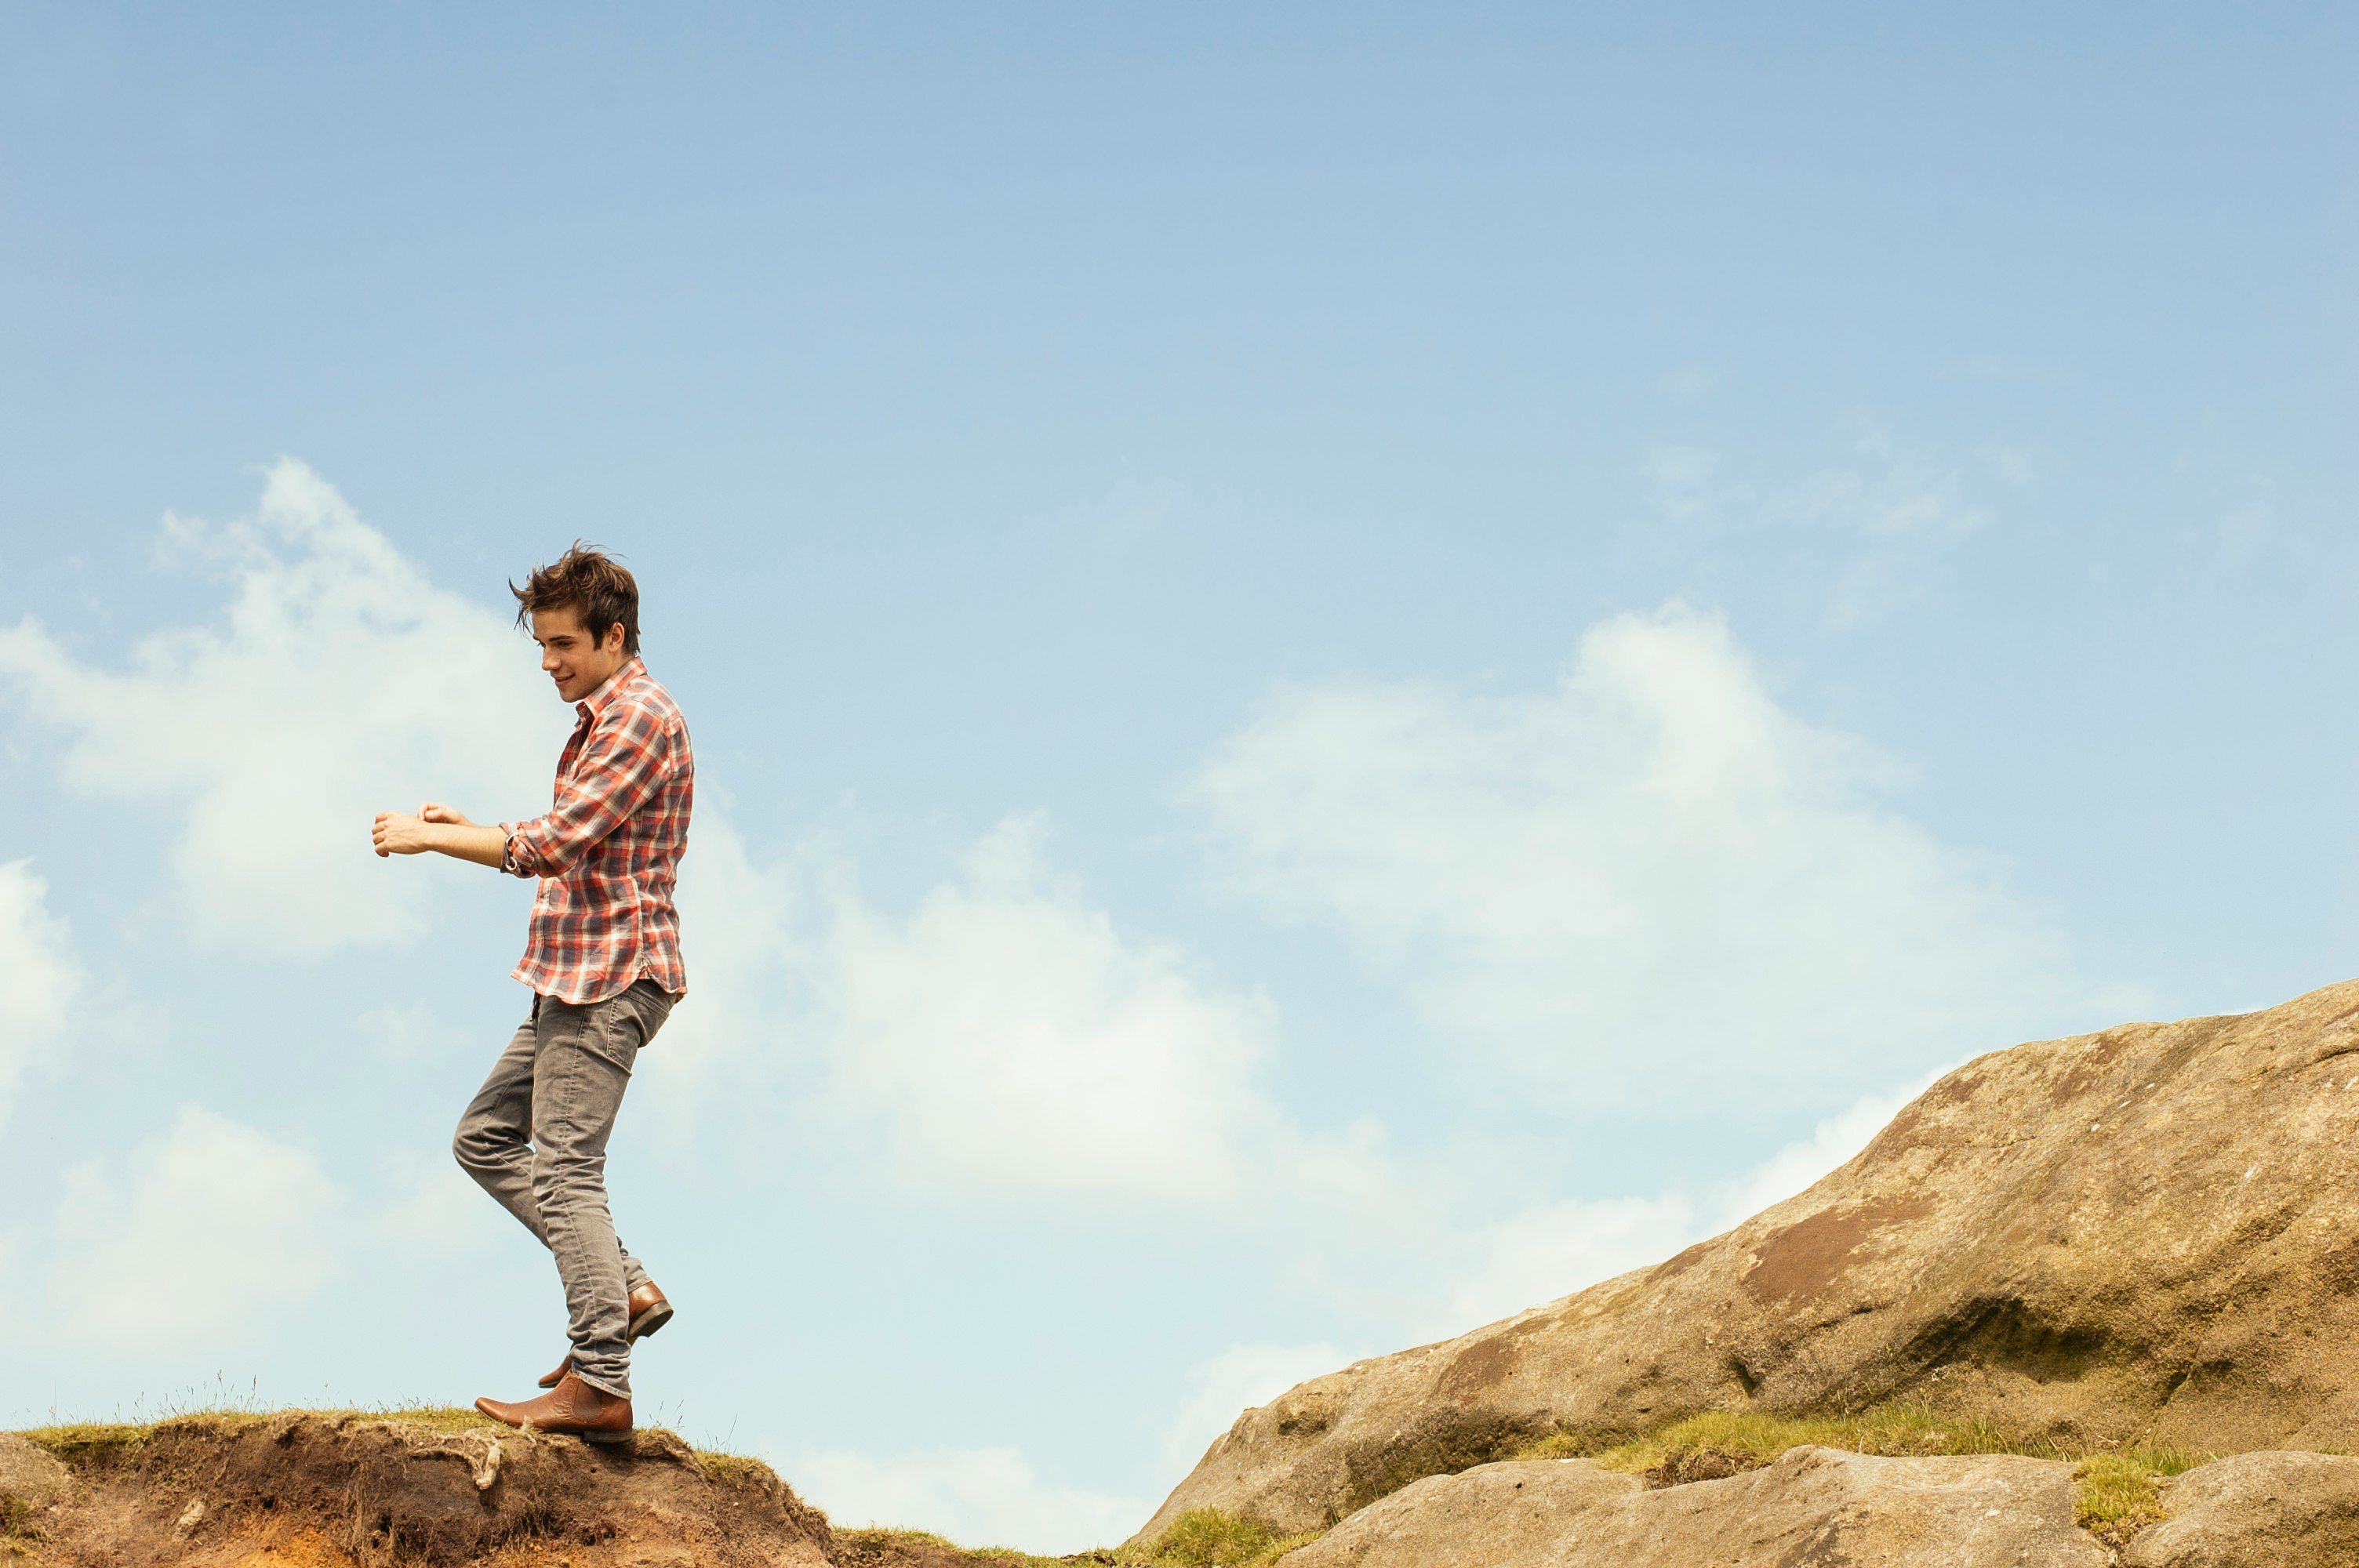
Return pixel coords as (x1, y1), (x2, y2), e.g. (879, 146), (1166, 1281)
(2123, 1450), (2359, 1566)
(1143, 980), (2359, 1537)
(1282, 1459), (1641, 1568)
(1287, 1448), (2108, 1568)
(0, 1429), (74, 1548)
(0, 1432), (73, 1512)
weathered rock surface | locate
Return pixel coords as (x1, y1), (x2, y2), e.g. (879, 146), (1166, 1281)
(1145, 980), (2359, 1537)
(2122, 1450), (2359, 1567)
(14, 1413), (831, 1566)
(1285, 1448), (2109, 1568)
(0, 1432), (76, 1540)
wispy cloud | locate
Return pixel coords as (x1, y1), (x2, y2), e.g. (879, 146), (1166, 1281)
(1196, 603), (2075, 1114)
(47, 1105), (343, 1353)
(811, 817), (1291, 1203)
(1643, 420), (2016, 628)
(0, 860), (81, 1131)
(0, 459), (554, 955)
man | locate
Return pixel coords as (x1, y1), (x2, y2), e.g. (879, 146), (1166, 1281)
(371, 544), (692, 1442)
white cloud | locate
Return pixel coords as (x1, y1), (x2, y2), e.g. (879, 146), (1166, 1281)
(0, 459), (555, 955)
(1198, 605), (2070, 1116)
(791, 1445), (1146, 1555)
(636, 806), (805, 1120)
(1158, 1341), (1348, 1479)
(49, 1105), (343, 1351)
(1643, 423), (2008, 627)
(812, 818), (1286, 1203)
(0, 859), (82, 1128)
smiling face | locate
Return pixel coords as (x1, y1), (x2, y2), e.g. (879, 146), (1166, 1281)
(533, 605), (631, 704)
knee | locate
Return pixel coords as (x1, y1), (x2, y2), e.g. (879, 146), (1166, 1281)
(529, 1147), (600, 1203)
(453, 1119), (510, 1175)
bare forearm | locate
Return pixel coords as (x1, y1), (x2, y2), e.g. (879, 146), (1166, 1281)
(373, 805), (510, 868)
(422, 822), (509, 869)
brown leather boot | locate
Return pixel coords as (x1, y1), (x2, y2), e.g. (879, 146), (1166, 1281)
(476, 1367), (633, 1443)
(536, 1280), (674, 1388)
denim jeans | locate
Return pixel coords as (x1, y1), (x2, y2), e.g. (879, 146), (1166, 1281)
(453, 979), (673, 1399)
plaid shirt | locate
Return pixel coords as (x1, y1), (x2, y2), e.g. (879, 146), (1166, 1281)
(500, 657), (694, 1004)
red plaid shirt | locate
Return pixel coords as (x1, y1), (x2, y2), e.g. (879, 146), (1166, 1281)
(500, 657), (694, 1004)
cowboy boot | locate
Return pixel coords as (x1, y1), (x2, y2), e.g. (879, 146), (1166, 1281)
(476, 1367), (633, 1443)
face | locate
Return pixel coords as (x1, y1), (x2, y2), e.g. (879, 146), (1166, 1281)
(532, 606), (630, 704)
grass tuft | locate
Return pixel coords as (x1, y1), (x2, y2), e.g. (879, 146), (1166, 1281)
(2072, 1450), (2201, 1543)
(1507, 1405), (2209, 1541)
(18, 1422), (154, 1470)
(692, 1449), (774, 1486)
(1114, 1508), (1321, 1568)
(832, 1524), (1068, 1567)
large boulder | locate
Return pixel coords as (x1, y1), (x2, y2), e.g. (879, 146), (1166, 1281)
(2122, 1450), (2359, 1567)
(1285, 1449), (2108, 1568)
(1143, 980), (2359, 1537)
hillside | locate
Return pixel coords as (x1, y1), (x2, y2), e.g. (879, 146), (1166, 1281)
(1140, 978), (2359, 1546)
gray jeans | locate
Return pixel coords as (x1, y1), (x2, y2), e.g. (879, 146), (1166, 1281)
(453, 979), (673, 1400)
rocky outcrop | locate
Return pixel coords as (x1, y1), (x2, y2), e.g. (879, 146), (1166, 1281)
(11, 1412), (831, 1566)
(2122, 1450), (2359, 1567)
(1145, 980), (2359, 1537)
(1285, 1449), (2110, 1568)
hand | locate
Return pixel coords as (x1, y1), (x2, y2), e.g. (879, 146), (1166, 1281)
(373, 811), (433, 857)
(420, 802), (475, 826)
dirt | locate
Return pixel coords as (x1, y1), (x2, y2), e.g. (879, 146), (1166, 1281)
(1640, 1448), (1757, 1487)
(4, 1414), (833, 1567)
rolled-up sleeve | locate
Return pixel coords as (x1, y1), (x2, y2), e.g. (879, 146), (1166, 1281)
(500, 705), (671, 878)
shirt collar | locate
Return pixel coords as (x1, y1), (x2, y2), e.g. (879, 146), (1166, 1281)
(574, 656), (644, 724)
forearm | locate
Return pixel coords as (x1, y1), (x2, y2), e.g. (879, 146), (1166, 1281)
(425, 822), (511, 869)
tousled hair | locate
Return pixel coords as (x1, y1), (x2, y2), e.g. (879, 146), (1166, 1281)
(511, 543), (641, 656)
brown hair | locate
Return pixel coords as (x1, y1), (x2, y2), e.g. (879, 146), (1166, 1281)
(511, 543), (641, 656)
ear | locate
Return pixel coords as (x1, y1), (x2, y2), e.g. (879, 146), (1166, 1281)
(602, 621), (628, 655)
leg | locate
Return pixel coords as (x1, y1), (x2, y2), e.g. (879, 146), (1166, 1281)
(453, 1011), (548, 1243)
(529, 982), (672, 1399)
(455, 1001), (656, 1286)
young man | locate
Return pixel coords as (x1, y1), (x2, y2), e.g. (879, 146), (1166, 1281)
(371, 545), (693, 1442)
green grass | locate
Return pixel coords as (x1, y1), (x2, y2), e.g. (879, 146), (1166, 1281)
(690, 1448), (777, 1486)
(1110, 1508), (1322, 1568)
(16, 1405), (509, 1467)
(838, 1526), (1070, 1566)
(2070, 1450), (2202, 1543)
(1507, 1406), (2208, 1540)
(15, 1403), (771, 1479)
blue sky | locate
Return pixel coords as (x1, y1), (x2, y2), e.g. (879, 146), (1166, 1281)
(2, 2), (2354, 1551)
